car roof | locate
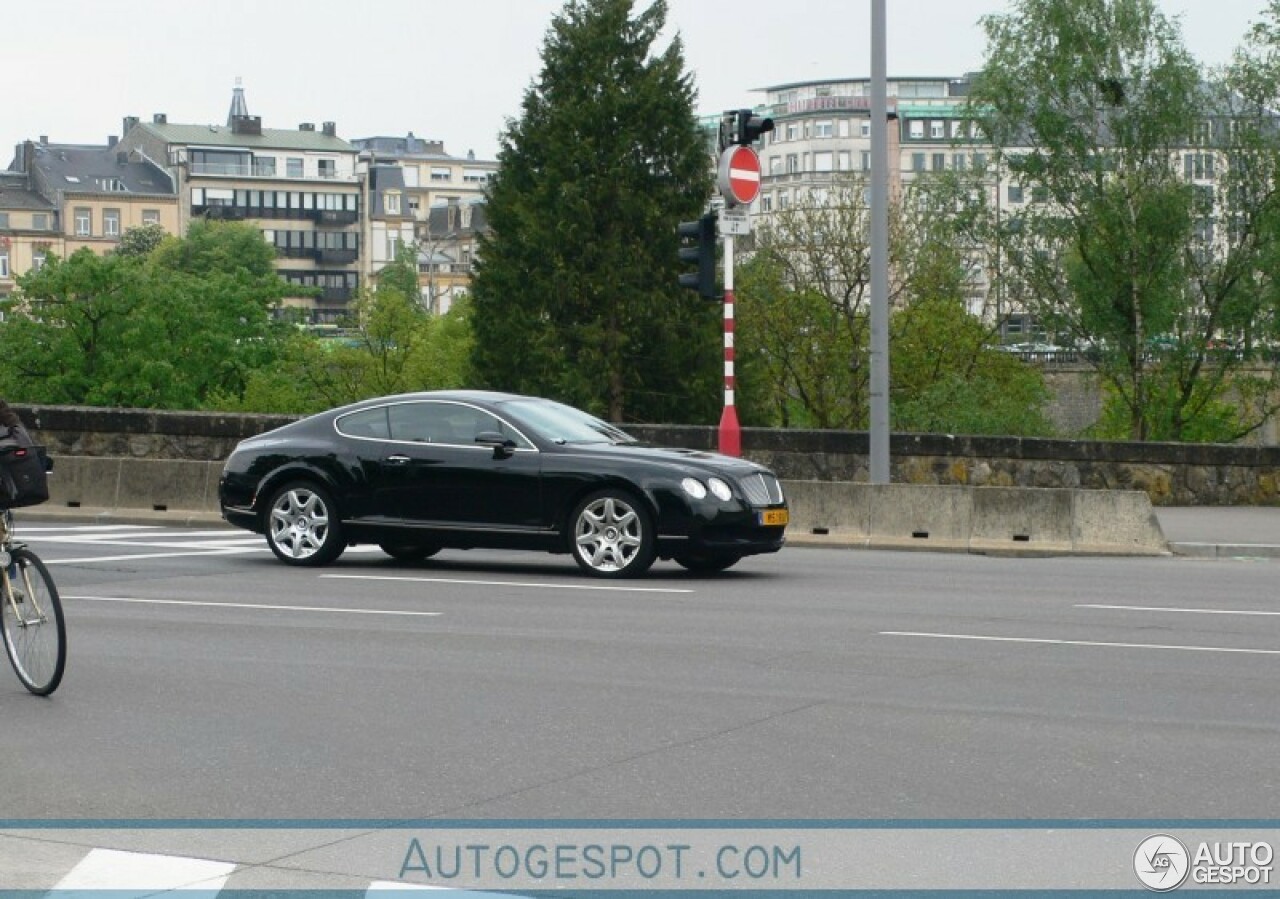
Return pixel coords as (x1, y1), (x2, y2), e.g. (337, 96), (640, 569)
(325, 390), (533, 417)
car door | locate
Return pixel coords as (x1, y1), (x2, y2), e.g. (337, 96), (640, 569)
(377, 400), (543, 531)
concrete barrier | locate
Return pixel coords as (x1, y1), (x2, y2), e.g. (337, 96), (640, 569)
(784, 480), (1167, 556)
(47, 456), (223, 514)
(32, 457), (1169, 556)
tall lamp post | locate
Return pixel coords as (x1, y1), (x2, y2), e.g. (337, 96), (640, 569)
(868, 0), (891, 483)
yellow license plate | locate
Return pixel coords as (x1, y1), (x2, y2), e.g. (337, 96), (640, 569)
(760, 509), (789, 526)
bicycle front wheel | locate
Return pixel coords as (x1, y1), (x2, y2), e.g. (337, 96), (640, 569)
(1, 547), (66, 695)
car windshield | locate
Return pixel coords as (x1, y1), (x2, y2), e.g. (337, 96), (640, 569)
(501, 399), (637, 445)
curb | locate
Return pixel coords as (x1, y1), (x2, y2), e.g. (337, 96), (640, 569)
(1168, 541), (1280, 560)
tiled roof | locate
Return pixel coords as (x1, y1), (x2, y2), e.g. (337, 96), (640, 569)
(0, 173), (54, 211)
(30, 144), (173, 196)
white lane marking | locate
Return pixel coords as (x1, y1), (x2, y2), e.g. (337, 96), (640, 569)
(1079, 603), (1280, 617)
(17, 524), (160, 533)
(881, 631), (1280, 656)
(35, 537), (261, 549)
(44, 548), (266, 565)
(64, 595), (443, 617)
(54, 847), (235, 892)
(323, 573), (693, 594)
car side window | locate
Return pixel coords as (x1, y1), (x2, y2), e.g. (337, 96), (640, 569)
(388, 403), (441, 443)
(336, 407), (390, 440)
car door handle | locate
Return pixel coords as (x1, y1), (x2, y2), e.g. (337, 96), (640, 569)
(385, 455), (411, 465)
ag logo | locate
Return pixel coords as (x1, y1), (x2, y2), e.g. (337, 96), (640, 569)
(1134, 834), (1190, 891)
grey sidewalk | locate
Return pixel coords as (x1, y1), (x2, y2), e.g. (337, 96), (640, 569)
(1155, 506), (1280, 559)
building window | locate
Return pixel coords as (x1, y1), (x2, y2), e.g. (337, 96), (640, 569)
(815, 119), (833, 138)
(912, 153), (926, 172)
(861, 151), (871, 171)
(838, 151), (852, 171)
(909, 120), (924, 139)
(0, 253), (8, 278)
(287, 158), (304, 178)
(761, 194), (772, 212)
(839, 120), (851, 138)
(32, 213), (49, 230)
(769, 156), (782, 176)
(930, 121), (945, 139)
(318, 159), (336, 178)
(254, 157), (277, 176)
(75, 208), (92, 235)
(1184, 153), (1215, 180)
(431, 167), (451, 182)
(973, 152), (987, 171)
(463, 169), (489, 183)
(932, 153), (946, 171)
(786, 154), (799, 174)
(861, 120), (871, 137)
(951, 120), (965, 139)
(814, 151), (833, 172)
(1007, 185), (1024, 203)
(408, 196), (420, 212)
(104, 209), (121, 236)
(952, 153), (967, 171)
(385, 193), (401, 215)
(778, 191), (790, 209)
(0, 212), (8, 228)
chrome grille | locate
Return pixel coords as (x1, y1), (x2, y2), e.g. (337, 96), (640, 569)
(740, 472), (784, 506)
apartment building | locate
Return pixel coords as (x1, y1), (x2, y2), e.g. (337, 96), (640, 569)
(749, 76), (1008, 317)
(0, 170), (56, 305)
(118, 87), (364, 324)
(350, 134), (495, 305)
(1, 137), (178, 303)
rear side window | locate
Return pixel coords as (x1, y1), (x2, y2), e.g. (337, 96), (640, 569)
(336, 407), (390, 440)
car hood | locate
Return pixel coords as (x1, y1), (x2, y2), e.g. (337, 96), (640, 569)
(555, 442), (774, 477)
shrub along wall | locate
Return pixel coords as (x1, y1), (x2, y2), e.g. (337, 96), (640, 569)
(14, 405), (1280, 507)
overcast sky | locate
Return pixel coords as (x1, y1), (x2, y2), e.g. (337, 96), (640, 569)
(5, 0), (1270, 164)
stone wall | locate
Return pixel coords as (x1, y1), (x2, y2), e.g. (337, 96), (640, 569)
(13, 404), (1280, 506)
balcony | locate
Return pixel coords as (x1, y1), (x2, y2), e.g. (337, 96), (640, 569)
(202, 205), (247, 220)
(321, 286), (354, 302)
(317, 248), (358, 265)
(314, 209), (359, 226)
(189, 162), (357, 182)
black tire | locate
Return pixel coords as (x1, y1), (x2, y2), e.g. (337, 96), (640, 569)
(674, 553), (742, 574)
(379, 542), (442, 562)
(1, 547), (66, 696)
(264, 481), (345, 566)
(568, 488), (656, 578)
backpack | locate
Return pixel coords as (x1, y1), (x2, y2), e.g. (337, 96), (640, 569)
(0, 423), (51, 509)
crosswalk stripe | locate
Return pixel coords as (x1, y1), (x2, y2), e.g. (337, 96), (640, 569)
(53, 847), (235, 893)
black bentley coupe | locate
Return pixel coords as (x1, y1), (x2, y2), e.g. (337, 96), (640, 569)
(218, 391), (788, 577)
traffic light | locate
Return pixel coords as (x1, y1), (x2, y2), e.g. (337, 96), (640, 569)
(677, 213), (719, 301)
(735, 109), (774, 146)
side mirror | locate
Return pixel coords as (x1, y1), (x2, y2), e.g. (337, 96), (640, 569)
(475, 431), (517, 459)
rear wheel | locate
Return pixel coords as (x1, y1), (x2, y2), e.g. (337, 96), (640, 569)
(674, 553), (742, 574)
(1, 548), (66, 696)
(265, 481), (345, 566)
(379, 542), (442, 562)
(569, 489), (656, 578)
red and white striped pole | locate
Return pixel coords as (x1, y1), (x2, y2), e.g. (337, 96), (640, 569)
(719, 231), (741, 457)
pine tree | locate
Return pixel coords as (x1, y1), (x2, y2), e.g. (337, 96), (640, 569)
(469, 0), (718, 423)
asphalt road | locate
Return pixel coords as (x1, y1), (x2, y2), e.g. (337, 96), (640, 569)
(3, 518), (1279, 824)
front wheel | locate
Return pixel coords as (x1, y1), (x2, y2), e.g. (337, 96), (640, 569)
(265, 481), (345, 566)
(1, 547), (66, 696)
(569, 489), (656, 578)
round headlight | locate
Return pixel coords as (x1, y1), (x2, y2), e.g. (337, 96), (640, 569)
(707, 477), (733, 502)
(681, 477), (708, 499)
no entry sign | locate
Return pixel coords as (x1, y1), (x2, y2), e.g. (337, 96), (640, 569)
(718, 145), (762, 207)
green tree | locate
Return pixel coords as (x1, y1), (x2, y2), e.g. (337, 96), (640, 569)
(469, 0), (718, 423)
(734, 172), (1048, 435)
(965, 0), (1280, 441)
(0, 221), (290, 408)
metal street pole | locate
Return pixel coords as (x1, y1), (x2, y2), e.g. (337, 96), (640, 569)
(868, 0), (891, 484)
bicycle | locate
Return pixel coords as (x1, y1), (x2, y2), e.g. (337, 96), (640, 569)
(0, 508), (65, 695)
